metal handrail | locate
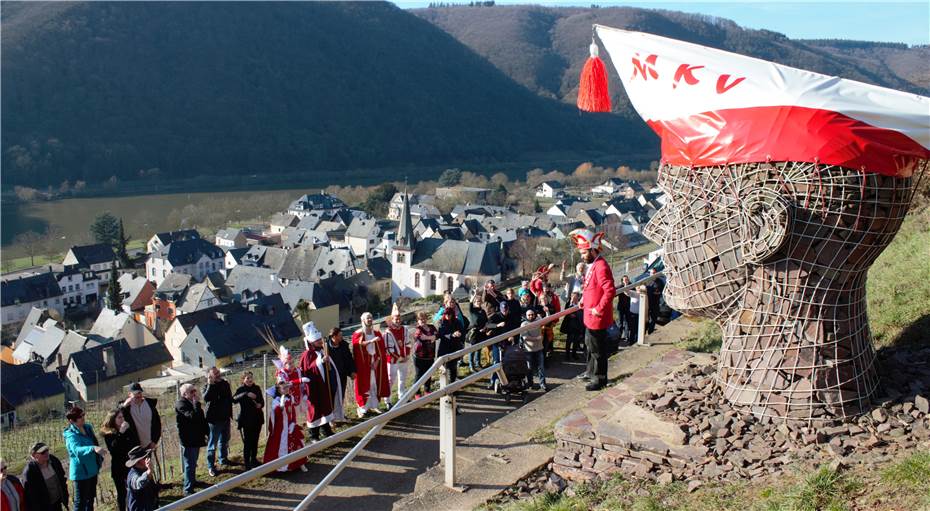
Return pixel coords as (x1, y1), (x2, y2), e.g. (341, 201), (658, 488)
(157, 270), (665, 510)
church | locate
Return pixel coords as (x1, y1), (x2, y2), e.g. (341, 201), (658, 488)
(391, 191), (504, 301)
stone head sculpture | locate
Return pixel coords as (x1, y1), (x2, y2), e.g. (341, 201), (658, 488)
(643, 160), (924, 420)
(593, 25), (930, 421)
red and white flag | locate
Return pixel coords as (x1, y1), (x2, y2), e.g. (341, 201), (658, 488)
(595, 25), (930, 177)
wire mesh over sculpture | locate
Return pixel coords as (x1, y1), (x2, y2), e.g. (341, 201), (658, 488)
(643, 160), (926, 421)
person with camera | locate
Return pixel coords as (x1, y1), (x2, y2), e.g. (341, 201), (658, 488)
(125, 446), (158, 511)
(100, 409), (134, 510)
(202, 367), (233, 477)
(175, 383), (208, 496)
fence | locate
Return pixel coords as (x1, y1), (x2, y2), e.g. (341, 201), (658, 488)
(159, 270), (666, 510)
(0, 354), (270, 511)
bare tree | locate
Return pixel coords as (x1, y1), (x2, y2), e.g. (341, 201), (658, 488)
(507, 236), (539, 278)
(14, 230), (44, 267)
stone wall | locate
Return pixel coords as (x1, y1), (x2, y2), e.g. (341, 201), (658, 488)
(553, 347), (930, 487)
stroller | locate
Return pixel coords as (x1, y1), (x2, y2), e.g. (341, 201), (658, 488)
(497, 341), (530, 404)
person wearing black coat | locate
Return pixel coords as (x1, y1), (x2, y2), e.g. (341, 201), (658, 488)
(100, 409), (134, 511)
(21, 442), (68, 511)
(202, 367), (233, 476)
(232, 372), (264, 470)
(327, 328), (356, 412)
(466, 296), (488, 371)
(175, 384), (208, 496)
(437, 308), (466, 384)
(120, 383), (163, 451)
(560, 292), (585, 361)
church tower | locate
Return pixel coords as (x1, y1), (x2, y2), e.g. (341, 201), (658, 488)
(391, 188), (415, 300)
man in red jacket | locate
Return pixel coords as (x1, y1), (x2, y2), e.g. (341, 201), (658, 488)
(569, 228), (616, 391)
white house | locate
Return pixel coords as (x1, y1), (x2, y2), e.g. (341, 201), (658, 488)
(1, 273), (65, 329)
(535, 181), (565, 198)
(214, 228), (247, 249)
(62, 244), (115, 272)
(387, 193), (436, 221)
(146, 238), (225, 287)
(287, 192), (347, 218)
(268, 213), (300, 234)
(89, 307), (160, 348)
(146, 229), (201, 254)
(56, 266), (100, 309)
(345, 217), (381, 260)
(391, 192), (502, 300)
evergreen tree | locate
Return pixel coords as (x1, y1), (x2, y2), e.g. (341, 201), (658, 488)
(106, 264), (123, 310)
(115, 219), (131, 267)
(533, 198), (542, 213)
(90, 212), (120, 246)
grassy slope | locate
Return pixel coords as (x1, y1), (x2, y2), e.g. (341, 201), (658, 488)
(483, 451), (930, 511)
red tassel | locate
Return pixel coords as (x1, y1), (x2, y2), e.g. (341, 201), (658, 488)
(577, 42), (611, 113)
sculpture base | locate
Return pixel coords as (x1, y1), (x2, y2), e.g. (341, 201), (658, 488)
(553, 348), (930, 484)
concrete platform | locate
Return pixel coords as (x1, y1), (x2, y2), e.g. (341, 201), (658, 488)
(394, 317), (703, 511)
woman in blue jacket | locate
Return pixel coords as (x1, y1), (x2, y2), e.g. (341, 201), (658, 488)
(63, 406), (107, 511)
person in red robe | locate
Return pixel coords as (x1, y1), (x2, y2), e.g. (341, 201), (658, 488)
(261, 379), (308, 472)
(298, 321), (343, 442)
(383, 304), (413, 401)
(529, 263), (556, 300)
(351, 312), (390, 417)
(569, 228), (616, 391)
(274, 346), (306, 420)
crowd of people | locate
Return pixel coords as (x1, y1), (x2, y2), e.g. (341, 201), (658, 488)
(0, 229), (667, 511)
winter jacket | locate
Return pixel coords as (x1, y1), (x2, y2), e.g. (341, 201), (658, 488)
(120, 397), (162, 448)
(581, 256), (615, 330)
(22, 455), (68, 510)
(63, 422), (102, 481)
(203, 379), (233, 424)
(175, 398), (208, 448)
(232, 384), (265, 430)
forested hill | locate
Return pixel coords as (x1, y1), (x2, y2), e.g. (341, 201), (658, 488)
(0, 2), (654, 188)
(413, 5), (929, 118)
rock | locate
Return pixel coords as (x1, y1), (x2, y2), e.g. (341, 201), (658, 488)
(687, 480), (703, 493)
(872, 408), (889, 423)
(877, 423), (892, 434)
(657, 472), (674, 484)
(653, 394), (676, 411)
(915, 395), (929, 415)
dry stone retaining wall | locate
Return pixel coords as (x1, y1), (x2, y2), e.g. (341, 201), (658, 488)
(553, 347), (930, 486)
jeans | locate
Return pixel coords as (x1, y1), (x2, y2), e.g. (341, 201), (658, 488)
(73, 475), (97, 511)
(526, 350), (545, 388)
(181, 446), (200, 494)
(468, 346), (483, 371)
(206, 419), (230, 469)
(585, 328), (609, 384)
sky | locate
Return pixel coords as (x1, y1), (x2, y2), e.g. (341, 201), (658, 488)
(392, 1), (930, 46)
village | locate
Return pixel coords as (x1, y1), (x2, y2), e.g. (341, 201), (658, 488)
(0, 172), (666, 428)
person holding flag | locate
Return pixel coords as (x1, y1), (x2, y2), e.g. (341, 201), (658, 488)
(299, 321), (343, 442)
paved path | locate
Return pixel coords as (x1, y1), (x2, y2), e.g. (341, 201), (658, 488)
(196, 317), (702, 511)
